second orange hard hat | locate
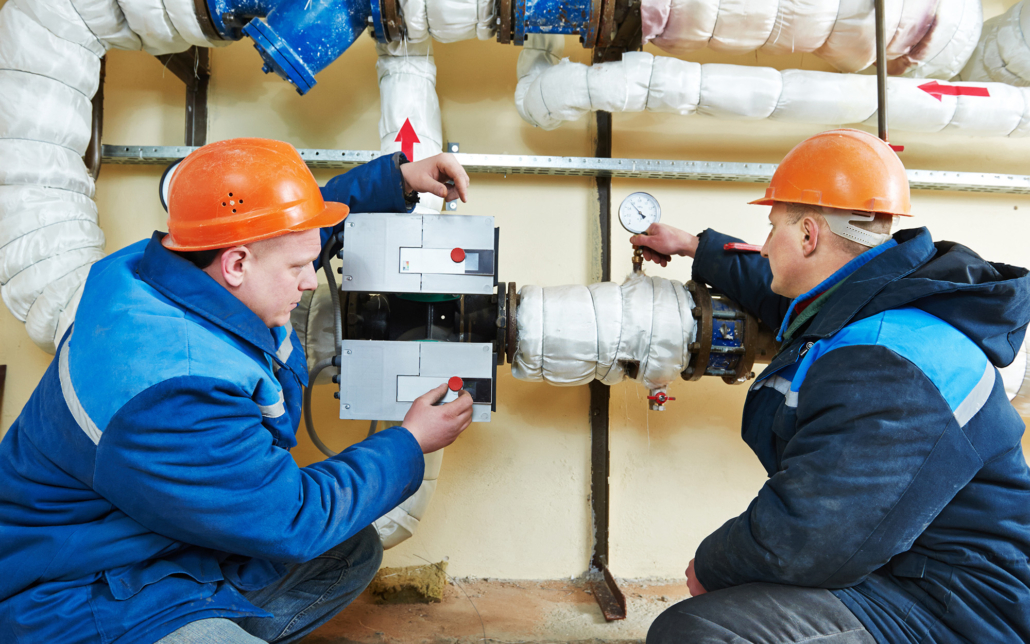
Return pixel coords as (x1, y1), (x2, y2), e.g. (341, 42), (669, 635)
(750, 128), (912, 217)
(162, 138), (349, 252)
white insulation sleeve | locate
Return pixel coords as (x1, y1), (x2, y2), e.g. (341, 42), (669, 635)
(0, 0), (225, 353)
(377, 40), (445, 213)
(374, 448), (445, 549)
(960, 1), (1030, 86)
(513, 275), (697, 391)
(643, 0), (981, 79)
(514, 51), (1030, 138)
(400, 0), (495, 42)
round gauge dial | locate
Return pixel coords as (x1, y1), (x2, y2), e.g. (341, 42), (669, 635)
(618, 192), (661, 234)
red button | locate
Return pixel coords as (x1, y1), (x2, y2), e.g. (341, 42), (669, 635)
(448, 376), (464, 391)
(450, 247), (465, 263)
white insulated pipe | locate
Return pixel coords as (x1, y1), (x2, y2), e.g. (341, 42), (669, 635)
(377, 39), (446, 213)
(642, 0), (982, 79)
(513, 275), (697, 391)
(960, 1), (1030, 87)
(515, 47), (1030, 137)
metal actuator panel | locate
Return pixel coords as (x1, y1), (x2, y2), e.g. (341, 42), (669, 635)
(339, 213), (497, 295)
(337, 341), (495, 423)
(337, 213), (505, 423)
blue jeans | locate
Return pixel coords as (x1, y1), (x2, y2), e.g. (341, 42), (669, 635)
(158, 525), (383, 644)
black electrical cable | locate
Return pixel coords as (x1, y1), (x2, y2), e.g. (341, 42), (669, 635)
(305, 233), (383, 457)
(303, 233), (347, 458)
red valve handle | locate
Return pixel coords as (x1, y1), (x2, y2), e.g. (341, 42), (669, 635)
(723, 242), (763, 253)
(647, 392), (676, 404)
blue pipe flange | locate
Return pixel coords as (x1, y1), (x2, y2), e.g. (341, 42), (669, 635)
(240, 0), (372, 95)
(369, 0), (405, 43)
(205, 0), (273, 40)
(682, 281), (761, 384)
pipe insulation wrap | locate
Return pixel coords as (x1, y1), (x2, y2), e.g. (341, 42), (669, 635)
(961, 1), (1030, 86)
(513, 275), (697, 391)
(642, 0), (980, 79)
(0, 0), (215, 352)
(514, 51), (1030, 137)
(377, 40), (445, 213)
(397, 0), (495, 42)
(374, 448), (444, 548)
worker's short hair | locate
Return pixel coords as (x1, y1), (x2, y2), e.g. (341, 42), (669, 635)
(173, 248), (223, 270)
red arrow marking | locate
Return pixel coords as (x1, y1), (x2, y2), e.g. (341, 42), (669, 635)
(395, 118), (420, 161)
(918, 81), (991, 102)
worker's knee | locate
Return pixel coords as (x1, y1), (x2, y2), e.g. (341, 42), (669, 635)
(646, 598), (726, 644)
(323, 524), (383, 585)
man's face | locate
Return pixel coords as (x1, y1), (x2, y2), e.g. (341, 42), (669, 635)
(761, 203), (808, 299)
(234, 229), (321, 328)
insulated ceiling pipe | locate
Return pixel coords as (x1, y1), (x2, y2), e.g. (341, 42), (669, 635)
(514, 50), (1030, 137)
(960, 0), (1030, 86)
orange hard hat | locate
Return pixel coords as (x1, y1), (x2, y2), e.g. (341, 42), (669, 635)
(750, 128), (912, 216)
(162, 138), (349, 252)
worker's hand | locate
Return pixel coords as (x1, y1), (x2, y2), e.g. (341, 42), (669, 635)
(403, 384), (474, 454)
(629, 223), (700, 266)
(685, 558), (707, 597)
(400, 153), (470, 204)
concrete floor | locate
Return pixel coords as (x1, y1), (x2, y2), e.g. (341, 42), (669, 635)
(306, 579), (690, 644)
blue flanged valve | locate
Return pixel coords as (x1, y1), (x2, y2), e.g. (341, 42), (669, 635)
(682, 281), (778, 384)
(204, 0), (403, 95)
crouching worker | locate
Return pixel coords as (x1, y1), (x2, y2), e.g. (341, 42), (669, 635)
(0, 139), (473, 643)
(634, 129), (1030, 643)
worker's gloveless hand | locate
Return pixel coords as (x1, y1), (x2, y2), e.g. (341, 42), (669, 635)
(629, 223), (700, 266)
(685, 558), (707, 597)
(403, 384), (475, 454)
(400, 153), (470, 203)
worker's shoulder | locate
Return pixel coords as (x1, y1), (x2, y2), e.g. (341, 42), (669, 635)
(812, 308), (993, 418)
(67, 253), (274, 432)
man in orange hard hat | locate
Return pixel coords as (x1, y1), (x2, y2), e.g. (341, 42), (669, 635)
(0, 139), (476, 643)
(633, 129), (1030, 644)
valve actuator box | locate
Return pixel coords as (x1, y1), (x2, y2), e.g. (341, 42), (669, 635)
(336, 213), (503, 423)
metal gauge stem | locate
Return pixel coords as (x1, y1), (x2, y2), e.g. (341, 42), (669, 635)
(618, 192), (661, 234)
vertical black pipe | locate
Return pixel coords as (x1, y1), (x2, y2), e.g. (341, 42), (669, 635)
(874, 0), (889, 142)
(590, 110), (613, 573)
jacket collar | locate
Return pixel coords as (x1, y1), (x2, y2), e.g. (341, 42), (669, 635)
(789, 227), (937, 343)
(136, 232), (292, 371)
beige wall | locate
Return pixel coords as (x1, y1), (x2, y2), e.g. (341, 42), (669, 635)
(2, 0), (1029, 580)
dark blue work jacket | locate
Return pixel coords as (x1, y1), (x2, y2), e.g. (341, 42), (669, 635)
(0, 154), (424, 643)
(692, 228), (1030, 643)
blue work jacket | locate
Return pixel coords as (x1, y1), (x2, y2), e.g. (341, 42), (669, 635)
(0, 154), (425, 643)
(692, 228), (1030, 643)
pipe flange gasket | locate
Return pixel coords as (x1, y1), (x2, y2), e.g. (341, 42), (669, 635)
(596, 0), (617, 49)
(505, 281), (518, 365)
(683, 281), (712, 382)
(583, 0), (603, 47)
(192, 0), (224, 41)
(512, 0), (528, 44)
(381, 0), (406, 42)
(496, 0), (513, 44)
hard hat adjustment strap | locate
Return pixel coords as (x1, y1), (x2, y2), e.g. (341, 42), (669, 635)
(820, 208), (892, 247)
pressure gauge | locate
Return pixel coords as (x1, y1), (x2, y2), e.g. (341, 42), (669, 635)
(618, 192), (661, 234)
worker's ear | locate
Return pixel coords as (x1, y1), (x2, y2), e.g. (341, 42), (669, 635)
(219, 246), (250, 288)
(800, 216), (820, 258)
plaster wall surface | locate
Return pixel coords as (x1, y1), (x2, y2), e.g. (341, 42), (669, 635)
(0, 0), (1028, 582)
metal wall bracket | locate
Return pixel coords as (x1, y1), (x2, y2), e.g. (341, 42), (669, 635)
(101, 145), (1030, 195)
(155, 46), (211, 146)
